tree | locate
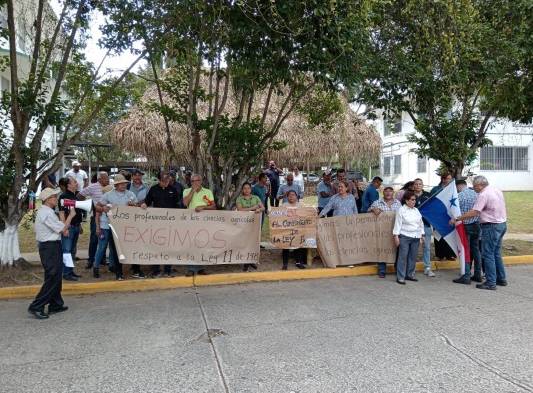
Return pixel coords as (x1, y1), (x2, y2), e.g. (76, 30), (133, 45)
(100, 0), (374, 207)
(0, 0), (145, 266)
(353, 0), (532, 178)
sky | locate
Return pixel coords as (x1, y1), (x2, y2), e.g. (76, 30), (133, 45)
(50, 1), (145, 77)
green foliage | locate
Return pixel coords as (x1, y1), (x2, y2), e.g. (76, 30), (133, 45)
(297, 88), (344, 130)
(353, 0), (531, 176)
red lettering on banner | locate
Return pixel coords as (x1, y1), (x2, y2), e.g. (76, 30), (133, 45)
(152, 228), (168, 246)
(173, 229), (192, 247)
(212, 230), (227, 248)
(194, 229), (210, 248)
(123, 226), (137, 243)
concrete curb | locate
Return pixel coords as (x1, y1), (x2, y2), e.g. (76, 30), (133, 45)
(2, 255), (533, 300)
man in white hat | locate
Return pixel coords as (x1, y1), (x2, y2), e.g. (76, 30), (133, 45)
(28, 188), (76, 319)
(95, 174), (145, 280)
(65, 160), (88, 192)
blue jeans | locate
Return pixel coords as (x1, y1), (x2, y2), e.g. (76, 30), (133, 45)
(480, 222), (507, 286)
(423, 225), (432, 269)
(377, 262), (387, 275)
(61, 224), (80, 277)
(464, 223), (482, 277)
(88, 216), (98, 263)
(94, 229), (118, 271)
(397, 235), (420, 281)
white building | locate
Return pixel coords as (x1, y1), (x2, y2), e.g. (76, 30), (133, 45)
(370, 113), (533, 191)
(0, 1), (59, 155)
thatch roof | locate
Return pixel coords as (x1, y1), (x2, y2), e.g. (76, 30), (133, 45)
(112, 77), (381, 167)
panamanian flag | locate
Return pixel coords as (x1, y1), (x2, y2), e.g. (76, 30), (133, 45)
(418, 180), (471, 275)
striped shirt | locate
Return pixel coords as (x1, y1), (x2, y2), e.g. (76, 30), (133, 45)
(80, 182), (104, 204)
(458, 188), (479, 224)
(370, 198), (401, 212)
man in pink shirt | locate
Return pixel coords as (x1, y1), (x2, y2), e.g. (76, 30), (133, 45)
(451, 176), (507, 290)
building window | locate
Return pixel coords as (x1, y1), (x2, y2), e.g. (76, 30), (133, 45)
(383, 115), (402, 136)
(417, 156), (427, 173)
(393, 155), (402, 174)
(480, 146), (529, 171)
(383, 156), (392, 175)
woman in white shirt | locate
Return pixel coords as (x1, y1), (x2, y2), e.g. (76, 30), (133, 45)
(393, 191), (424, 285)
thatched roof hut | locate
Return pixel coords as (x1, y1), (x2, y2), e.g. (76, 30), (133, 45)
(112, 81), (381, 168)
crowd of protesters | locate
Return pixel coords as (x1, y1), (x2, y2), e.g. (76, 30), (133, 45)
(29, 160), (508, 319)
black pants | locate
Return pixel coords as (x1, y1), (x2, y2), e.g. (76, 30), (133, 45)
(151, 265), (171, 274)
(282, 249), (307, 268)
(269, 188), (280, 208)
(29, 241), (64, 312)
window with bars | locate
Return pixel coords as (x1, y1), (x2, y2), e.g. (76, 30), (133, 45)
(480, 146), (529, 171)
(393, 155), (402, 174)
(417, 156), (427, 173)
(383, 116), (402, 136)
(383, 157), (392, 175)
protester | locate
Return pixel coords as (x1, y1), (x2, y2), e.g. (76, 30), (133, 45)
(395, 181), (415, 203)
(28, 188), (76, 319)
(370, 186), (401, 278)
(95, 174), (140, 280)
(65, 160), (88, 192)
(281, 190), (307, 270)
(141, 171), (183, 277)
(292, 166), (305, 194)
(431, 171), (456, 260)
(265, 161), (283, 208)
(393, 191), (424, 285)
(130, 169), (149, 203)
(236, 182), (265, 272)
(252, 173), (269, 217)
(183, 174), (216, 276)
(58, 177), (83, 281)
(452, 180), (483, 284)
(277, 173), (303, 204)
(168, 170), (184, 196)
(319, 181), (358, 217)
(79, 171), (109, 269)
(451, 176), (507, 290)
(413, 178), (435, 277)
(332, 168), (356, 195)
(182, 171), (192, 189)
(354, 178), (365, 213)
(361, 176), (383, 213)
(317, 172), (334, 217)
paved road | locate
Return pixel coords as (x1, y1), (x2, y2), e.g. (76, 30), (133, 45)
(1, 266), (533, 393)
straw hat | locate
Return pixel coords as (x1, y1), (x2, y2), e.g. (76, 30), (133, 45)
(113, 174), (130, 185)
(39, 188), (61, 202)
(102, 185), (114, 193)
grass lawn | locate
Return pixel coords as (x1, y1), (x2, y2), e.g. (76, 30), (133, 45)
(16, 191), (531, 254)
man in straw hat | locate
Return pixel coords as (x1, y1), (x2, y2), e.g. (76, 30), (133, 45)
(28, 188), (77, 319)
(95, 174), (145, 280)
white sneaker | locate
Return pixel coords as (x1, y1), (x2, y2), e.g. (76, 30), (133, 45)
(424, 268), (436, 277)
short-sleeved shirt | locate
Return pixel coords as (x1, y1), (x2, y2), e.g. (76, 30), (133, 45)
(35, 205), (65, 242)
(183, 188), (215, 209)
(80, 182), (104, 204)
(361, 184), (379, 213)
(252, 183), (267, 202)
(144, 184), (182, 208)
(236, 195), (262, 209)
(277, 183), (303, 203)
(130, 182), (149, 203)
(65, 169), (88, 192)
(317, 181), (333, 208)
(58, 190), (83, 226)
(458, 188), (479, 224)
(99, 189), (138, 229)
(319, 194), (358, 217)
(370, 198), (401, 212)
(473, 185), (507, 224)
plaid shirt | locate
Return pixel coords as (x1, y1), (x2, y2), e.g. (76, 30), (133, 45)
(370, 198), (401, 212)
(459, 187), (479, 224)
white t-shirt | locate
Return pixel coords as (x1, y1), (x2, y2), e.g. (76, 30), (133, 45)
(65, 169), (88, 191)
(293, 173), (305, 193)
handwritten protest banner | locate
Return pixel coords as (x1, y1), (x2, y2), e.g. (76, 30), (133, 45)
(269, 206), (317, 249)
(108, 206), (261, 265)
(317, 212), (396, 267)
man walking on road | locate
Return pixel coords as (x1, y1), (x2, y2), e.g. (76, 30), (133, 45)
(28, 188), (76, 319)
(451, 176), (507, 290)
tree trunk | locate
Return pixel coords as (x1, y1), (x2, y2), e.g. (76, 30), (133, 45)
(0, 223), (21, 266)
(453, 161), (465, 180)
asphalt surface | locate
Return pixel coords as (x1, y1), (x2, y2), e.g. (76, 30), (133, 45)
(1, 265), (533, 393)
